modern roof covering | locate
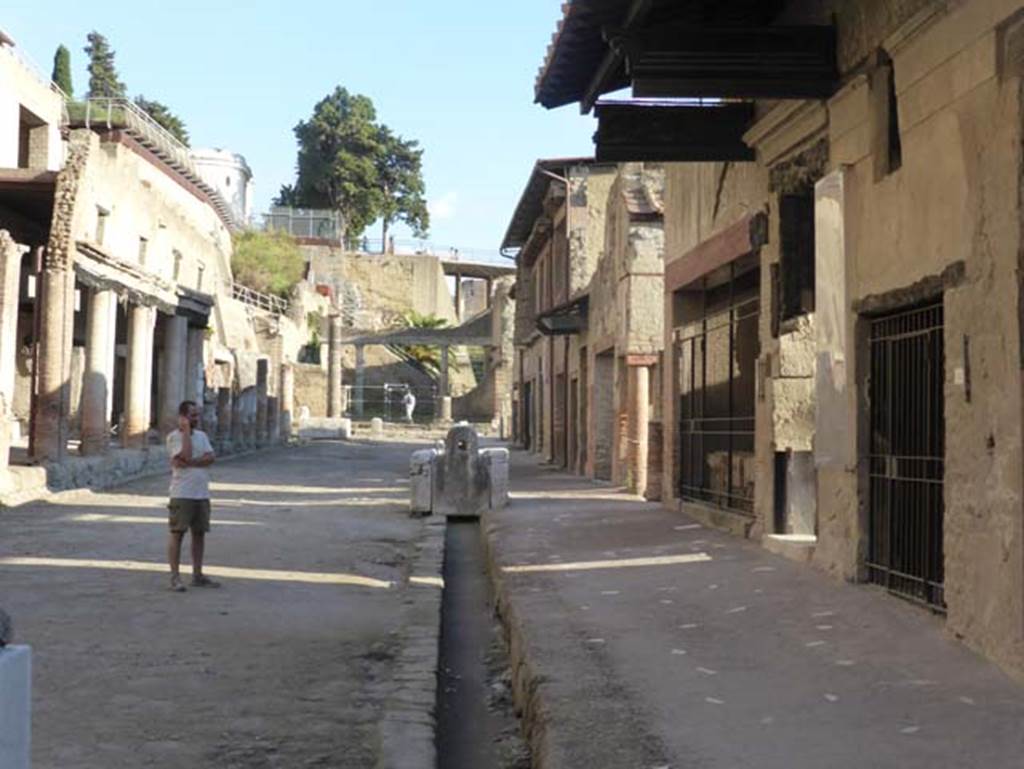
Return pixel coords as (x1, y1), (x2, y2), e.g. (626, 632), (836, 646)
(440, 260), (516, 280)
(500, 157), (594, 253)
(347, 310), (494, 348)
(534, 0), (784, 110)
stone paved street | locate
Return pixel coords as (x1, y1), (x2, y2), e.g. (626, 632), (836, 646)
(484, 451), (1024, 769)
(0, 439), (440, 769)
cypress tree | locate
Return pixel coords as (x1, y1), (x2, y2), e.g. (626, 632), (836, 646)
(51, 45), (73, 96)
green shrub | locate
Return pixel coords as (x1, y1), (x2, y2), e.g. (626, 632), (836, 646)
(231, 229), (305, 298)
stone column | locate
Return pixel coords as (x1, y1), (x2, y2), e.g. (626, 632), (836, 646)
(159, 315), (188, 435)
(353, 344), (365, 417)
(440, 345), (450, 396)
(216, 387), (232, 452)
(280, 363), (294, 441)
(436, 345), (451, 423)
(327, 314), (343, 417)
(202, 388), (217, 439)
(80, 288), (117, 455)
(627, 363), (650, 496)
(32, 264), (76, 462)
(124, 304), (156, 449)
(0, 233), (23, 480)
(256, 359), (269, 446)
(267, 396), (280, 444)
(185, 326), (205, 403)
(230, 389), (244, 451)
(243, 390), (257, 449)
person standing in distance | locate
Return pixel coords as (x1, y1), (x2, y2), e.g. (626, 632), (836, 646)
(403, 389), (417, 423)
(166, 400), (219, 592)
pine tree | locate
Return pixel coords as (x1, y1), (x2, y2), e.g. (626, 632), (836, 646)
(134, 96), (189, 146)
(84, 31), (126, 99)
(51, 45), (73, 96)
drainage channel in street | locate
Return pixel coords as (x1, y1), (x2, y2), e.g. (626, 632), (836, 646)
(436, 520), (531, 769)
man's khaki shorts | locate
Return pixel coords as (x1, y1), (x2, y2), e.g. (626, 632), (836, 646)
(168, 498), (211, 533)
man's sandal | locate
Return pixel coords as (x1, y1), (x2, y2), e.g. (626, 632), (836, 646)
(191, 575), (221, 588)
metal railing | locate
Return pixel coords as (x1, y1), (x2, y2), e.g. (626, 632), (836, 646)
(66, 97), (240, 229)
(0, 42), (69, 122)
(344, 384), (439, 423)
(263, 207), (344, 240)
(70, 97), (193, 170)
(351, 238), (505, 264)
(228, 281), (289, 316)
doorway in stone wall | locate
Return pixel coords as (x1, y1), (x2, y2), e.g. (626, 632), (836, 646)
(866, 299), (946, 611)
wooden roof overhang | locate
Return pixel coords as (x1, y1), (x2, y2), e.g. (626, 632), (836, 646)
(441, 260), (516, 280)
(623, 24), (837, 101)
(535, 1), (838, 163)
(535, 0), (791, 111)
(594, 101), (755, 163)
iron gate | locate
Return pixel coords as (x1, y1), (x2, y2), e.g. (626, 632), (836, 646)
(867, 300), (945, 610)
(677, 272), (759, 515)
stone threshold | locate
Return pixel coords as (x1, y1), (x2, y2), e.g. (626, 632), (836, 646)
(762, 532), (818, 563)
(677, 498), (757, 539)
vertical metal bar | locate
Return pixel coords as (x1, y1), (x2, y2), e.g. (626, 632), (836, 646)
(727, 263), (735, 506)
(700, 293), (708, 500)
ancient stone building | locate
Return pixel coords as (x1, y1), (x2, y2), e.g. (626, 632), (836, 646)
(532, 0), (1024, 679)
(0, 36), (302, 495)
(504, 158), (616, 465)
(506, 159), (666, 495)
(585, 163), (665, 496)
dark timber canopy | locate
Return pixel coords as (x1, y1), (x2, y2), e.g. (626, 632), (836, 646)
(534, 0), (837, 163)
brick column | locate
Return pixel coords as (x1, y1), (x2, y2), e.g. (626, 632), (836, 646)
(256, 359), (269, 446)
(216, 387), (232, 452)
(185, 326), (205, 403)
(626, 355), (657, 496)
(327, 314), (343, 417)
(280, 363), (294, 441)
(267, 396), (280, 444)
(0, 233), (23, 479)
(124, 304), (156, 449)
(32, 264), (75, 462)
(440, 345), (450, 396)
(243, 390), (257, 450)
(230, 388), (244, 450)
(353, 343), (365, 416)
(80, 288), (117, 455)
(159, 315), (188, 435)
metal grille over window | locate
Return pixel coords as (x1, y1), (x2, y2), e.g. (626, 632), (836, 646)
(677, 264), (760, 515)
(867, 300), (945, 610)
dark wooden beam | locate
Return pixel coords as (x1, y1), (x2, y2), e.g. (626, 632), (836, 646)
(625, 25), (837, 100)
(579, 0), (655, 114)
(594, 102), (755, 163)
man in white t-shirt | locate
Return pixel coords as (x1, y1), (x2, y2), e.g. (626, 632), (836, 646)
(165, 400), (218, 592)
(403, 390), (416, 423)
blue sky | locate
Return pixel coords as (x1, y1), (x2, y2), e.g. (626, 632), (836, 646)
(4, 1), (596, 255)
